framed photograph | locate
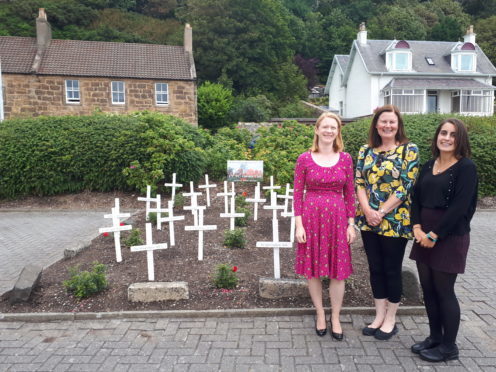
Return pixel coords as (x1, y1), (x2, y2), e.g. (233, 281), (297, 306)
(227, 160), (264, 182)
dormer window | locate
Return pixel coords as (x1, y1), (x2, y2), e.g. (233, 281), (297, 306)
(385, 40), (412, 72)
(451, 42), (477, 72)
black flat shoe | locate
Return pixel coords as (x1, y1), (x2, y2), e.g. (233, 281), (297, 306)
(362, 326), (379, 336)
(420, 345), (459, 363)
(419, 344), (459, 362)
(411, 337), (441, 354)
(374, 325), (398, 340)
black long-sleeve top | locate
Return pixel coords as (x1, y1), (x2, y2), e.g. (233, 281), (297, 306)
(411, 157), (478, 239)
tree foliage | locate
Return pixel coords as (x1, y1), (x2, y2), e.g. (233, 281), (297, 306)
(197, 81), (235, 131)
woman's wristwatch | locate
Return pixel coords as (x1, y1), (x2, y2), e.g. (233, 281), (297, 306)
(378, 208), (386, 215)
(426, 233), (438, 242)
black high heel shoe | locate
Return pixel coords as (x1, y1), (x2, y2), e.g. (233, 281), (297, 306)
(330, 318), (344, 341)
(315, 317), (327, 337)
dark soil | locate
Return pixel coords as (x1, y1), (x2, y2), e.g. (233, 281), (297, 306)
(0, 186), (435, 313)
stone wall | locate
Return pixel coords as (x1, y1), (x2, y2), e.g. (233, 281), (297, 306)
(2, 74), (197, 125)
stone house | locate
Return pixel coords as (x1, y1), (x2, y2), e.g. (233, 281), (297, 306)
(325, 23), (496, 118)
(0, 9), (197, 124)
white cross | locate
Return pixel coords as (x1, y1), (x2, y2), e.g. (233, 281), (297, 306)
(277, 183), (294, 214)
(183, 181), (203, 226)
(198, 174), (217, 207)
(217, 181), (235, 214)
(262, 176), (281, 192)
(148, 194), (169, 230)
(164, 173), (183, 206)
(104, 198), (130, 221)
(138, 185), (158, 221)
(220, 182), (245, 230)
(158, 200), (185, 246)
(99, 206), (132, 263)
(256, 191), (292, 279)
(185, 207), (217, 261)
(281, 198), (295, 243)
(246, 182), (266, 221)
(130, 223), (168, 281)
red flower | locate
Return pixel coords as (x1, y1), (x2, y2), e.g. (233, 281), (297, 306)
(232, 266), (238, 272)
(242, 191), (248, 197)
(103, 232), (109, 237)
(120, 222), (125, 226)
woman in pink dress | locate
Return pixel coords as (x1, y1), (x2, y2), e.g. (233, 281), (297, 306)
(294, 112), (356, 340)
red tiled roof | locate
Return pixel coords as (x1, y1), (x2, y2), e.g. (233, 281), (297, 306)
(0, 36), (195, 80)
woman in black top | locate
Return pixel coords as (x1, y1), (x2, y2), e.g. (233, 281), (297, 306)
(409, 118), (478, 363)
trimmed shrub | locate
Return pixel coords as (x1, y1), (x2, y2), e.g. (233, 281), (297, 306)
(224, 228), (246, 249)
(124, 228), (144, 247)
(235, 206), (251, 227)
(212, 263), (239, 289)
(63, 262), (108, 299)
(198, 81), (235, 131)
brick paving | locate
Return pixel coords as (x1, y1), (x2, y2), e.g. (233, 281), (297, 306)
(0, 210), (495, 371)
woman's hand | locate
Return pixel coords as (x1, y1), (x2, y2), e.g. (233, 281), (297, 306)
(295, 225), (306, 244)
(347, 225), (356, 244)
(365, 208), (383, 227)
(413, 228), (426, 244)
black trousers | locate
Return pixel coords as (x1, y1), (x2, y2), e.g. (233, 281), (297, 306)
(416, 261), (459, 346)
(361, 231), (408, 303)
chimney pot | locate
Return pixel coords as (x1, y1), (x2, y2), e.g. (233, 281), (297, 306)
(463, 25), (476, 44)
(184, 23), (193, 53)
(357, 22), (367, 45)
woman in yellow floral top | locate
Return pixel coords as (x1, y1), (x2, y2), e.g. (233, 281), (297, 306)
(356, 105), (419, 341)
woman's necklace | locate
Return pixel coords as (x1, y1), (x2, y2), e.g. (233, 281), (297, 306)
(433, 158), (457, 174)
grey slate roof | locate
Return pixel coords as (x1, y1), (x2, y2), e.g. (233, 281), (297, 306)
(383, 78), (496, 90)
(335, 55), (350, 72)
(0, 36), (195, 80)
(356, 39), (496, 75)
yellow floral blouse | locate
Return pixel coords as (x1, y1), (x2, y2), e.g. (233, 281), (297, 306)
(355, 142), (419, 239)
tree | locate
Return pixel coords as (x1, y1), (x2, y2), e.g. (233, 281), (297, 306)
(459, 0), (496, 18)
(429, 16), (463, 41)
(367, 5), (428, 40)
(186, 0), (307, 102)
(197, 82), (235, 131)
(474, 16), (496, 68)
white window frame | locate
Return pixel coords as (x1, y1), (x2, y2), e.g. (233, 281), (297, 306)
(451, 53), (476, 72)
(65, 80), (80, 104)
(386, 88), (424, 114)
(451, 89), (492, 114)
(111, 81), (125, 105)
(155, 83), (169, 105)
(386, 51), (412, 71)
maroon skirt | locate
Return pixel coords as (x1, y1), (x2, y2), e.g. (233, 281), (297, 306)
(409, 208), (470, 274)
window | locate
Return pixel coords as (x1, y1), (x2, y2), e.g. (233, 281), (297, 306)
(386, 51), (412, 71)
(452, 90), (492, 113)
(155, 83), (169, 105)
(425, 57), (435, 65)
(384, 89), (424, 113)
(451, 53), (476, 72)
(65, 80), (80, 103)
(460, 54), (474, 71)
(111, 81), (125, 104)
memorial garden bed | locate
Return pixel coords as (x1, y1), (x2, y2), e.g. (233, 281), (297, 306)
(1, 187), (426, 313)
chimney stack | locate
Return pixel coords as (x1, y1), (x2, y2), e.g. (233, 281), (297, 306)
(184, 23), (192, 53)
(463, 25), (476, 44)
(357, 22), (367, 45)
(36, 8), (52, 50)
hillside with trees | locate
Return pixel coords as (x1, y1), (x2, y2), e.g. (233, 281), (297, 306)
(1, 0), (495, 124)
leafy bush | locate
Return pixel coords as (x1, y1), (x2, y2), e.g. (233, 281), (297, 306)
(230, 95), (273, 122)
(124, 228), (144, 247)
(252, 120), (314, 186)
(147, 212), (157, 225)
(235, 206), (252, 227)
(224, 228), (246, 249)
(212, 263), (239, 289)
(174, 192), (186, 208)
(63, 262), (108, 299)
(204, 137), (250, 181)
(276, 101), (318, 118)
(235, 194), (249, 208)
(198, 81), (235, 131)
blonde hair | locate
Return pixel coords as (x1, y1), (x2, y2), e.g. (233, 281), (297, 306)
(311, 112), (344, 152)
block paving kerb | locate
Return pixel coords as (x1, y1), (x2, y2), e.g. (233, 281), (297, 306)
(0, 211), (495, 370)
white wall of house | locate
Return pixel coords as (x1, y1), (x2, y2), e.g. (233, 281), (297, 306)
(438, 91), (452, 114)
(328, 66), (345, 114)
(345, 53), (371, 118)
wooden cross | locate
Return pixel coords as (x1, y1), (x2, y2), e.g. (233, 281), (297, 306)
(130, 223), (168, 281)
(158, 200), (185, 247)
(183, 181), (203, 226)
(217, 180), (235, 214)
(246, 182), (266, 221)
(256, 191), (292, 279)
(198, 174), (217, 207)
(148, 194), (169, 230)
(164, 173), (183, 206)
(220, 182), (245, 230)
(99, 205), (132, 263)
(104, 198), (130, 221)
(277, 183), (294, 214)
(262, 175), (281, 192)
(137, 185), (158, 221)
(280, 198), (295, 243)
(185, 207), (217, 261)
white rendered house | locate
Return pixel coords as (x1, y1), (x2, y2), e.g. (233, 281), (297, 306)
(325, 23), (496, 118)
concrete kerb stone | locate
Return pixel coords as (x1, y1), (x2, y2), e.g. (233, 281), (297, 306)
(0, 306), (426, 322)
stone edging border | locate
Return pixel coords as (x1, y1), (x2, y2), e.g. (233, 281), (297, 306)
(0, 306), (425, 322)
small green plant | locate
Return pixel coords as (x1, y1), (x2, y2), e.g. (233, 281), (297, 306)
(235, 194), (249, 208)
(174, 192), (186, 208)
(224, 228), (246, 248)
(213, 263), (239, 289)
(63, 262), (108, 299)
(148, 212), (157, 225)
(124, 228), (144, 247)
(235, 206), (252, 227)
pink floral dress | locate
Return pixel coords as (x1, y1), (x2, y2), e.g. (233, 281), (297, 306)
(293, 151), (356, 280)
